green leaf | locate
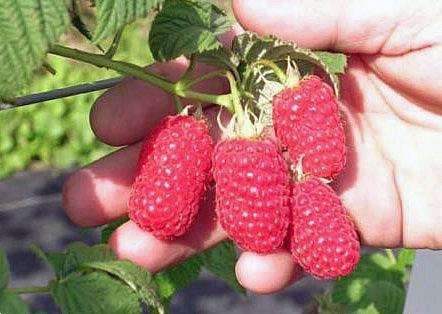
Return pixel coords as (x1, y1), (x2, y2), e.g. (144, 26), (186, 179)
(101, 216), (130, 243)
(32, 243), (116, 279)
(149, 0), (233, 62)
(52, 272), (140, 314)
(331, 252), (404, 312)
(82, 260), (165, 314)
(0, 0), (70, 100)
(199, 241), (245, 294)
(314, 51), (347, 74)
(93, 0), (162, 43)
(0, 249), (9, 292)
(0, 292), (31, 314)
(154, 256), (202, 302)
(397, 249), (415, 269)
(195, 47), (240, 74)
(363, 281), (405, 314)
(232, 32), (346, 121)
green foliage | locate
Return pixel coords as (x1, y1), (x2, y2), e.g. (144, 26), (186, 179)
(94, 0), (162, 43)
(0, 23), (152, 179)
(149, 0), (233, 62)
(0, 292), (31, 314)
(101, 216), (130, 243)
(81, 260), (165, 314)
(0, 0), (70, 99)
(330, 249), (414, 314)
(52, 271), (141, 314)
(0, 249), (9, 292)
(154, 256), (203, 305)
(199, 240), (245, 294)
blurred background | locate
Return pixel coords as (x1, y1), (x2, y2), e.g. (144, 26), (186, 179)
(0, 5), (331, 314)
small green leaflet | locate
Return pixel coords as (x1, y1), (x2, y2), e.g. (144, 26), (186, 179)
(199, 240), (245, 294)
(0, 0), (71, 100)
(362, 281), (405, 314)
(149, 0), (233, 62)
(231, 32), (347, 126)
(0, 292), (31, 314)
(0, 249), (9, 292)
(81, 260), (165, 314)
(331, 252), (406, 313)
(94, 0), (162, 43)
(52, 271), (141, 314)
(101, 216), (130, 243)
(154, 256), (203, 302)
(32, 243), (116, 279)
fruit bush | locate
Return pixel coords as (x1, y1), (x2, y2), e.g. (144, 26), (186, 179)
(0, 1), (414, 313)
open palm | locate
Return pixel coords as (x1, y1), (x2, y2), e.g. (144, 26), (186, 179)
(63, 0), (442, 294)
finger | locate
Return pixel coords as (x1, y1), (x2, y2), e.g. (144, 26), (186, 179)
(232, 0), (439, 54)
(108, 190), (226, 273)
(62, 143), (140, 227)
(235, 251), (303, 294)
(63, 106), (231, 227)
(91, 60), (228, 147)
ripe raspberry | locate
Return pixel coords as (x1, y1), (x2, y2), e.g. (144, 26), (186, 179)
(289, 177), (360, 279)
(213, 138), (290, 254)
(128, 115), (213, 239)
(273, 75), (346, 179)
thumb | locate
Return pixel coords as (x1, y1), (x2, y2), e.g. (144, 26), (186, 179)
(232, 0), (439, 55)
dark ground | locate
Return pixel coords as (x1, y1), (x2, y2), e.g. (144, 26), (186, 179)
(0, 169), (329, 314)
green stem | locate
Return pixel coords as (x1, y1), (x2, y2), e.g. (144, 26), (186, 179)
(184, 70), (227, 88)
(7, 285), (51, 295)
(249, 59), (287, 84)
(225, 71), (243, 121)
(385, 249), (397, 264)
(104, 26), (125, 59)
(49, 44), (233, 110)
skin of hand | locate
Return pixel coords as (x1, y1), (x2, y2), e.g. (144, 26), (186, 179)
(62, 0), (442, 294)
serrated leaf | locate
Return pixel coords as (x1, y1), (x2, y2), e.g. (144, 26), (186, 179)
(82, 260), (165, 314)
(94, 0), (162, 42)
(0, 249), (9, 292)
(195, 47), (240, 74)
(61, 243), (116, 277)
(31, 245), (66, 279)
(154, 256), (202, 301)
(199, 241), (245, 294)
(0, 0), (70, 100)
(362, 281), (405, 314)
(397, 249), (415, 269)
(101, 216), (129, 243)
(331, 252), (404, 312)
(149, 0), (233, 62)
(0, 292), (31, 314)
(314, 51), (347, 74)
(232, 32), (346, 121)
(52, 272), (140, 314)
(32, 243), (116, 279)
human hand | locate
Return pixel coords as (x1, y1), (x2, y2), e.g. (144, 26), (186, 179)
(63, 0), (442, 294)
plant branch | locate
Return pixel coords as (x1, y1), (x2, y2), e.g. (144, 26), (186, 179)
(184, 70), (227, 88)
(7, 285), (51, 295)
(49, 44), (233, 109)
(105, 26), (125, 59)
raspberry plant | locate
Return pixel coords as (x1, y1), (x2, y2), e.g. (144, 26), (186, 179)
(0, 1), (414, 313)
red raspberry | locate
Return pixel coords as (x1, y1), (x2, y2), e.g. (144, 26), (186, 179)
(213, 138), (290, 254)
(290, 177), (360, 279)
(128, 115), (213, 239)
(273, 75), (346, 179)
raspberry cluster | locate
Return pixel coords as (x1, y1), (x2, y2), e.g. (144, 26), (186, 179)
(127, 75), (360, 280)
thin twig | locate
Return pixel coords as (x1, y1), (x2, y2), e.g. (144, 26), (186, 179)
(0, 77), (123, 111)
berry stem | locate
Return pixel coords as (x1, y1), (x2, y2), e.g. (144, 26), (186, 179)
(7, 285), (51, 295)
(251, 59), (287, 84)
(183, 69), (227, 88)
(225, 71), (243, 121)
(49, 44), (234, 111)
